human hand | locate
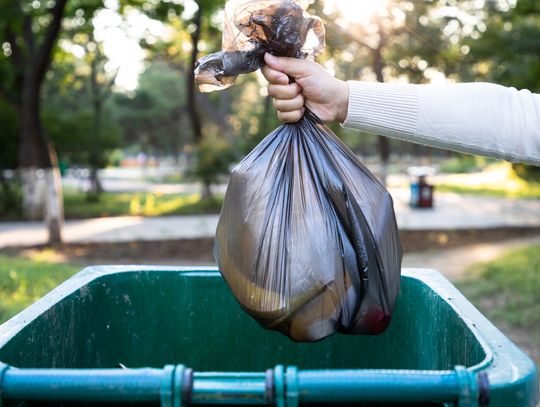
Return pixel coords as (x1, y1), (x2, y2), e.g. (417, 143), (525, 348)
(261, 53), (349, 123)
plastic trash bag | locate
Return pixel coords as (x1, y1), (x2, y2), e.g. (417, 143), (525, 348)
(196, 0), (402, 342)
(195, 0), (325, 92)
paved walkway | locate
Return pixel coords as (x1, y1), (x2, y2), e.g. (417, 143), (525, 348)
(1, 189), (539, 248)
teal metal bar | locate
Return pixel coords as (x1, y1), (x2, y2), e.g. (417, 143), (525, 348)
(0, 364), (484, 406)
(191, 372), (267, 404)
(2, 367), (165, 402)
(297, 368), (473, 404)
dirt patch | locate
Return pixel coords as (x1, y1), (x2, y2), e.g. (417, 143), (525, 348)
(2, 227), (540, 265)
(400, 227), (540, 252)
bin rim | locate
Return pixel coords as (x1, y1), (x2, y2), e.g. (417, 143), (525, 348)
(0, 266), (537, 403)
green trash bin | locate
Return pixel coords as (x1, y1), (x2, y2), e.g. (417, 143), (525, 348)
(0, 267), (537, 407)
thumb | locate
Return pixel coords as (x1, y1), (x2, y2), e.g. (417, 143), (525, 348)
(264, 53), (313, 79)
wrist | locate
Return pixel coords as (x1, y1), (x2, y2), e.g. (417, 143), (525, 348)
(335, 79), (349, 123)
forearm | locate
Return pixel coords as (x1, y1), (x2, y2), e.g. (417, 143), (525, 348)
(342, 81), (540, 166)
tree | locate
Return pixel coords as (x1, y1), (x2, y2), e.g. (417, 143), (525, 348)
(0, 0), (71, 243)
(184, 0), (222, 144)
(464, 0), (540, 91)
(0, 99), (21, 218)
(138, 1), (239, 194)
(463, 0), (540, 177)
(41, 42), (121, 193)
(320, 1), (486, 182)
(111, 62), (189, 158)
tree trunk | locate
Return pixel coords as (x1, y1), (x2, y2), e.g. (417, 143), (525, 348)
(19, 73), (50, 219)
(260, 94), (272, 137)
(187, 8), (203, 144)
(19, 167), (44, 220)
(377, 136), (391, 186)
(87, 165), (103, 202)
(44, 167), (63, 245)
(15, 1), (67, 244)
(373, 42), (390, 186)
(19, 77), (64, 244)
(89, 56), (103, 202)
(202, 180), (213, 201)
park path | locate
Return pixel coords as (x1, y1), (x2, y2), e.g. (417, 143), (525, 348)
(1, 189), (539, 249)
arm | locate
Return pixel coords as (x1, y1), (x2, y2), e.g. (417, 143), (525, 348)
(262, 54), (540, 166)
(344, 81), (540, 166)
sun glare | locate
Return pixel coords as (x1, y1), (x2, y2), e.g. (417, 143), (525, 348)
(327, 0), (389, 25)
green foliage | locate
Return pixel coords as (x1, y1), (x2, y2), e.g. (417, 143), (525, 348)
(512, 163), (540, 183)
(43, 108), (121, 168)
(191, 133), (237, 189)
(457, 243), (540, 332)
(0, 181), (22, 221)
(0, 255), (79, 323)
(465, 0), (540, 91)
(63, 190), (223, 218)
(110, 62), (188, 155)
(438, 155), (495, 174)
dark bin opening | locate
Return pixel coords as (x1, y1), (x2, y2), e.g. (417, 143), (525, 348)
(0, 270), (486, 372)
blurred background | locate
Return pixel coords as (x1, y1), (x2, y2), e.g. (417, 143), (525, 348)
(0, 0), (539, 366)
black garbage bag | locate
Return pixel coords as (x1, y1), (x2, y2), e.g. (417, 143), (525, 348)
(196, 0), (402, 342)
(195, 0), (325, 92)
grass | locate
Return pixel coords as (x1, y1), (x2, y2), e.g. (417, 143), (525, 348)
(63, 191), (223, 219)
(435, 183), (540, 199)
(456, 243), (540, 353)
(0, 254), (80, 324)
(434, 162), (540, 199)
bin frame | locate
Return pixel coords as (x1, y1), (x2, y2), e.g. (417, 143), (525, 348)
(0, 267), (537, 407)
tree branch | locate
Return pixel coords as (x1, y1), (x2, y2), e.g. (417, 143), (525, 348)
(35, 0), (69, 86)
(23, 15), (34, 58)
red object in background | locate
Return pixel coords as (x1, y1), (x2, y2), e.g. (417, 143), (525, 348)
(410, 175), (434, 208)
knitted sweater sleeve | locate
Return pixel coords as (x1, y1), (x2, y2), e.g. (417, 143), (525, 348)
(341, 81), (540, 166)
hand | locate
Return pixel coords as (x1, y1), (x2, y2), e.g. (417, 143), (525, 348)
(261, 53), (349, 123)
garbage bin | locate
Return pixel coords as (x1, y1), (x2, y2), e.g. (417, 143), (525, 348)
(411, 175), (434, 208)
(408, 166), (436, 208)
(0, 266), (537, 407)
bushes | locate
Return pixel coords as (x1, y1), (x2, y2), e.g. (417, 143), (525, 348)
(512, 163), (540, 183)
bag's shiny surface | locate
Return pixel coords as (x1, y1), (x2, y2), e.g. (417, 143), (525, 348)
(215, 111), (402, 341)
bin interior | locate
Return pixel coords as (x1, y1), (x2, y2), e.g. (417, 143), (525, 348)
(0, 269), (486, 372)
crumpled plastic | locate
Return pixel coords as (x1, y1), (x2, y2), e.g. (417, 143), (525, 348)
(196, 0), (402, 342)
(195, 0), (324, 92)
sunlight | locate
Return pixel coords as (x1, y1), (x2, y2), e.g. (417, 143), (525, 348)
(326, 0), (390, 25)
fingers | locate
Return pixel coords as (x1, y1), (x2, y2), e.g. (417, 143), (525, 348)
(264, 53), (316, 79)
(278, 108), (305, 123)
(268, 83), (301, 99)
(273, 93), (304, 112)
(261, 65), (289, 85)
(268, 84), (304, 122)
(262, 54), (308, 123)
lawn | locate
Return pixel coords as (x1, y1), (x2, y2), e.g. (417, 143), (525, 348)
(457, 243), (540, 363)
(434, 163), (540, 199)
(0, 254), (80, 324)
(63, 191), (223, 219)
(435, 183), (540, 199)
